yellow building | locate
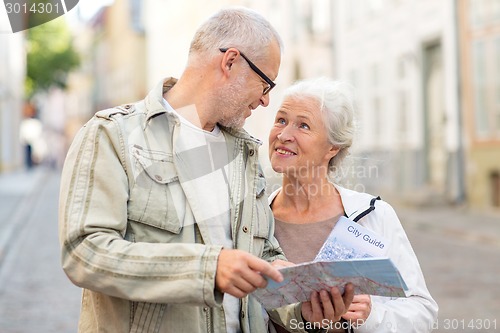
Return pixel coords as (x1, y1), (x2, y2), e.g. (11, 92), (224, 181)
(92, 0), (146, 109)
(458, 0), (500, 210)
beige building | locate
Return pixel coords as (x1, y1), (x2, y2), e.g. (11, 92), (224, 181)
(91, 0), (146, 109)
(61, 0), (147, 151)
(458, 0), (500, 210)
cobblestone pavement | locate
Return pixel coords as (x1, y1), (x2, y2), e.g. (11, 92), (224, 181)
(0, 168), (499, 332)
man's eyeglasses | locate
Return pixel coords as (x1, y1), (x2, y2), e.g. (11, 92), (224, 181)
(219, 48), (276, 95)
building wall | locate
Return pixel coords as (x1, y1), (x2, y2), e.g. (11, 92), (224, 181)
(57, 0), (147, 160)
(94, 0), (146, 109)
(467, 148), (500, 208)
(333, 0), (462, 204)
(0, 29), (25, 172)
(458, 0), (500, 209)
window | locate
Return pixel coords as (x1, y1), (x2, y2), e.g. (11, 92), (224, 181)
(367, 0), (385, 14)
(470, 0), (500, 28)
(346, 0), (356, 26)
(398, 90), (408, 136)
(371, 63), (380, 86)
(373, 97), (382, 142)
(472, 37), (500, 139)
(370, 63), (384, 145)
(495, 38), (500, 134)
(397, 58), (406, 80)
(396, 57), (407, 137)
(311, 0), (331, 35)
(473, 41), (489, 137)
(348, 69), (361, 119)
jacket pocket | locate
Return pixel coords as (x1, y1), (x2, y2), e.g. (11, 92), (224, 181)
(254, 172), (269, 238)
(128, 145), (183, 234)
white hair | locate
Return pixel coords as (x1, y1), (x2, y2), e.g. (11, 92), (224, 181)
(189, 7), (283, 61)
(283, 77), (356, 174)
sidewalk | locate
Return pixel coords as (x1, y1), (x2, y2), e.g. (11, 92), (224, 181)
(394, 203), (500, 248)
(0, 166), (49, 264)
(0, 167), (81, 332)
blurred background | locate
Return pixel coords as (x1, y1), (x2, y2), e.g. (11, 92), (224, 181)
(0, 0), (499, 332)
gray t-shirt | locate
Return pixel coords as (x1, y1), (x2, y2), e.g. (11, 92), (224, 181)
(274, 215), (341, 264)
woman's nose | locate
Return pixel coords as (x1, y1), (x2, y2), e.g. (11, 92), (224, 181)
(277, 125), (294, 142)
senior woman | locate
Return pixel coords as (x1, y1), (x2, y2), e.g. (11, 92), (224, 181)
(267, 78), (438, 333)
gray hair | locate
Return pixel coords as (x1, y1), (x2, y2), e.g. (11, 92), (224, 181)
(282, 77), (356, 174)
(189, 7), (283, 61)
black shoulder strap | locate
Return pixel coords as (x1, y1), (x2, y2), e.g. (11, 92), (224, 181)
(352, 196), (381, 223)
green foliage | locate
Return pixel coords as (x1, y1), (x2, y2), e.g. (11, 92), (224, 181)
(26, 17), (80, 98)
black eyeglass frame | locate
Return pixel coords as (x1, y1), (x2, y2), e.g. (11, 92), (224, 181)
(219, 47), (276, 95)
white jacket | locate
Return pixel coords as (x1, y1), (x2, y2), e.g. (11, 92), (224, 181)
(269, 184), (438, 333)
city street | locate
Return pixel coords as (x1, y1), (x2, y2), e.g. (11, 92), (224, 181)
(0, 168), (80, 332)
(0, 168), (499, 332)
(398, 207), (500, 332)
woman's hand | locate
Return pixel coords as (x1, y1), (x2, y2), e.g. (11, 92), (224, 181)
(342, 294), (372, 326)
(301, 283), (355, 328)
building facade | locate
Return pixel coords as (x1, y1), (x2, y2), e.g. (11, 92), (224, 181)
(60, 0), (147, 153)
(333, 0), (465, 205)
(458, 0), (500, 209)
(0, 28), (25, 172)
(86, 0), (146, 110)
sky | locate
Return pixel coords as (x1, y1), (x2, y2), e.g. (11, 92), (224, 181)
(76, 0), (115, 21)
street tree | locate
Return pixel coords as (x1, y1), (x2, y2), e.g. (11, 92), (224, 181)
(25, 17), (80, 98)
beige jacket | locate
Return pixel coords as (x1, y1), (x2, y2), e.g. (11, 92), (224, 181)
(59, 78), (287, 333)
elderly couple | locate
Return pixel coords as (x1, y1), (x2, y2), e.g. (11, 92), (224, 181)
(58, 7), (438, 333)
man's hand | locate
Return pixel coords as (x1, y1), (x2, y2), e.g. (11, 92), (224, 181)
(215, 249), (284, 298)
(271, 259), (295, 269)
(301, 283), (355, 326)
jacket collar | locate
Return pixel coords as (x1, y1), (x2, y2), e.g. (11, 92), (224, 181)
(144, 77), (178, 121)
(143, 78), (262, 145)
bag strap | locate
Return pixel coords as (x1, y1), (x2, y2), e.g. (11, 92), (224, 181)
(352, 196), (381, 223)
(344, 196), (381, 333)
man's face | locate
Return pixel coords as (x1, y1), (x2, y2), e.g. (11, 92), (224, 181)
(217, 73), (251, 129)
(217, 42), (281, 129)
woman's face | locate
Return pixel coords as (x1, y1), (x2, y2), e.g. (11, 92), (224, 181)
(268, 96), (339, 178)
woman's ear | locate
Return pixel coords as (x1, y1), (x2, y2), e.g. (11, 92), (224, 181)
(327, 146), (340, 160)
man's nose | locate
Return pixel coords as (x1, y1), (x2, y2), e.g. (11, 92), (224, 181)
(260, 93), (270, 107)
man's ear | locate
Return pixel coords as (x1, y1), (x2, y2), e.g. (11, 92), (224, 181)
(221, 49), (238, 74)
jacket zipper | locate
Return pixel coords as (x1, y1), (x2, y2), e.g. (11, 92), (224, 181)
(205, 307), (213, 333)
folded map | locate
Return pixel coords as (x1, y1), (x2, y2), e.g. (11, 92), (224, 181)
(252, 216), (408, 309)
(252, 257), (408, 309)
